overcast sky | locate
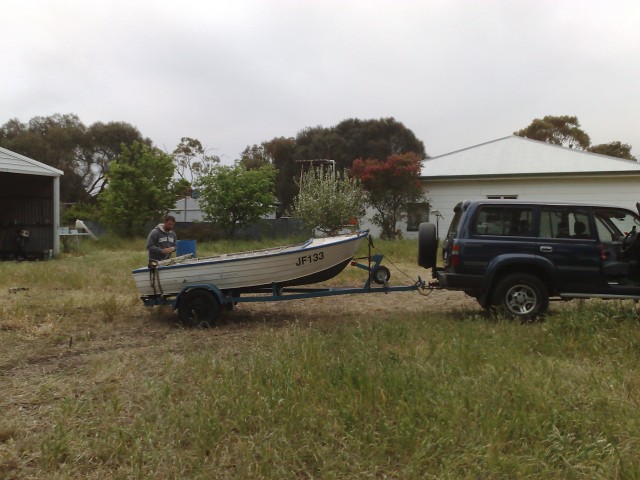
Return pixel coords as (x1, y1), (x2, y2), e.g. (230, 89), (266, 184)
(3, 0), (639, 163)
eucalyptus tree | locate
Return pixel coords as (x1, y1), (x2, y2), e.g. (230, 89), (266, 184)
(515, 115), (591, 150)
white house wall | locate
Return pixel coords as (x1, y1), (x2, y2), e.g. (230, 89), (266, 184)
(425, 174), (640, 239)
(361, 207), (418, 239)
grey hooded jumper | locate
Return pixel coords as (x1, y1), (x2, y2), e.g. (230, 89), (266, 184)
(147, 224), (177, 261)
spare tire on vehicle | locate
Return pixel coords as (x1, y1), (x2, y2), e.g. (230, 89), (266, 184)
(417, 222), (438, 269)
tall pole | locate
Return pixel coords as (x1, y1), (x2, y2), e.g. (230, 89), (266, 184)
(53, 176), (61, 256)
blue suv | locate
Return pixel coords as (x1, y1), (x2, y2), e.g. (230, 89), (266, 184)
(418, 200), (640, 320)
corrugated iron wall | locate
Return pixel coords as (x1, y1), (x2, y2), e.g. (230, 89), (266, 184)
(0, 172), (54, 257)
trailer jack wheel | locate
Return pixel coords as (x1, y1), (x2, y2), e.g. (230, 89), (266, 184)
(371, 265), (391, 285)
(178, 289), (220, 328)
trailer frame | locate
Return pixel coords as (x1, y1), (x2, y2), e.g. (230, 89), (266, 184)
(140, 252), (430, 326)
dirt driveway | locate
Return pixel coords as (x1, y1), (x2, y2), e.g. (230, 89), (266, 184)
(223, 287), (480, 326)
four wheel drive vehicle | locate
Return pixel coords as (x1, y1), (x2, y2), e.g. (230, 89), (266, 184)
(418, 200), (640, 320)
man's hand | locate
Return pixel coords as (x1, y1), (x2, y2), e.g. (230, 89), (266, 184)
(161, 246), (176, 254)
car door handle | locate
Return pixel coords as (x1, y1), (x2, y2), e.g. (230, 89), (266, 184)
(539, 246), (553, 253)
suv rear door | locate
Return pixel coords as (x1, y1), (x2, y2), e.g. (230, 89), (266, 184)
(536, 206), (603, 293)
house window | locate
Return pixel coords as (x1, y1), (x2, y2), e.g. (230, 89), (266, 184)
(406, 203), (430, 232)
(486, 195), (518, 199)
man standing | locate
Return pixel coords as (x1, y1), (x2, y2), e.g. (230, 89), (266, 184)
(147, 215), (177, 261)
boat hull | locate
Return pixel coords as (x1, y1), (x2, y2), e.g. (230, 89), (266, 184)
(132, 232), (367, 297)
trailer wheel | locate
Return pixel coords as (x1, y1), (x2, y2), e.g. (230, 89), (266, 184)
(417, 223), (438, 269)
(371, 265), (391, 285)
(178, 289), (220, 328)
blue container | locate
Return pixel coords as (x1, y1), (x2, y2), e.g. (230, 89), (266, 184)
(176, 239), (197, 257)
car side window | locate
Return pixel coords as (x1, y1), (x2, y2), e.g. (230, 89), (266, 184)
(473, 206), (533, 236)
(540, 208), (593, 239)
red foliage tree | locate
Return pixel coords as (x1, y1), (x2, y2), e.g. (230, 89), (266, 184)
(351, 152), (424, 239)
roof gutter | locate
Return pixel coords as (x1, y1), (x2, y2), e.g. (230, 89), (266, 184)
(420, 170), (640, 182)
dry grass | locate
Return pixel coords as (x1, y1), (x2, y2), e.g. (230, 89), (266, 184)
(1, 237), (445, 478)
(2, 237), (640, 478)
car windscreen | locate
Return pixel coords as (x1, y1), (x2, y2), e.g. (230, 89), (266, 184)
(594, 208), (640, 241)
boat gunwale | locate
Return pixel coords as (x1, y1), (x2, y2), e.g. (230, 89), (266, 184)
(132, 231), (368, 274)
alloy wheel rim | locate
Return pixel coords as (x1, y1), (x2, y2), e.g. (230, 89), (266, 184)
(505, 285), (537, 315)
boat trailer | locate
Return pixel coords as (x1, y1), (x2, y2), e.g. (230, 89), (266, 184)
(140, 252), (433, 327)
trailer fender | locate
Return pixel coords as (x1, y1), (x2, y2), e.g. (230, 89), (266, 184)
(175, 284), (227, 309)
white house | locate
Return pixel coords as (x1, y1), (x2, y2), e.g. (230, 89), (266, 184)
(420, 136), (640, 238)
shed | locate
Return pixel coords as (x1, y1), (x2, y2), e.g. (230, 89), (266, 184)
(420, 136), (640, 238)
(0, 147), (63, 258)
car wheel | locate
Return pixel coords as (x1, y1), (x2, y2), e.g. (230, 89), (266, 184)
(492, 273), (548, 321)
(178, 289), (220, 327)
(418, 223), (438, 269)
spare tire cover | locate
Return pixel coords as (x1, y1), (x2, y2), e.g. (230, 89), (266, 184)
(417, 223), (438, 269)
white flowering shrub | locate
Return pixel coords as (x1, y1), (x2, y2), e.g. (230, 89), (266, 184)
(292, 168), (367, 236)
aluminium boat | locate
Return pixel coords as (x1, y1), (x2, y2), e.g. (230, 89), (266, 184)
(132, 231), (368, 298)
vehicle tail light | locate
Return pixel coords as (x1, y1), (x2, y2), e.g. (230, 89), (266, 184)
(451, 241), (460, 267)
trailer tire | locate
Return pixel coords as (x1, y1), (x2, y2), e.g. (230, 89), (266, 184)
(417, 223), (438, 269)
(178, 289), (220, 328)
(371, 265), (391, 285)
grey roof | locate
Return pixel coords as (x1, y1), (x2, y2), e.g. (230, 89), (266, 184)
(421, 136), (640, 179)
(0, 146), (63, 177)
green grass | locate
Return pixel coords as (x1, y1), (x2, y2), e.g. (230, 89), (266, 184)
(2, 237), (640, 478)
(21, 308), (640, 479)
